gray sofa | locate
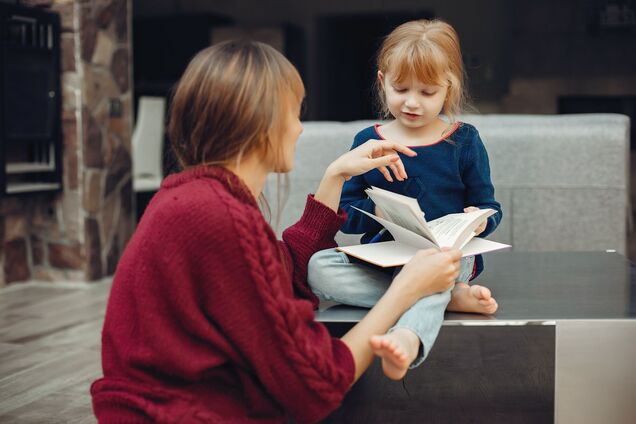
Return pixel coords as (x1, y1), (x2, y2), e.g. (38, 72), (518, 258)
(265, 114), (631, 255)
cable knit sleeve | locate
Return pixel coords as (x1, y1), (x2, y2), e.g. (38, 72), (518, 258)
(279, 195), (347, 307)
(192, 188), (354, 423)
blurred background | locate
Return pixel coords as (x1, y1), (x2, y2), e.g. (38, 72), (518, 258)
(0, 0), (635, 284)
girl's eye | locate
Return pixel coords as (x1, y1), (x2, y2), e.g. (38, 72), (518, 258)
(393, 87), (407, 93)
(422, 91), (437, 96)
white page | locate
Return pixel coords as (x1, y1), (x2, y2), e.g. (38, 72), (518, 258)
(337, 241), (419, 268)
(337, 238), (511, 267)
(428, 209), (495, 248)
(460, 238), (511, 257)
(365, 187), (437, 243)
(352, 207), (438, 250)
(366, 186), (422, 215)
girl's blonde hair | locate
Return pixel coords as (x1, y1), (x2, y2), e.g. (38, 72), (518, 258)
(375, 19), (466, 122)
(168, 40), (304, 170)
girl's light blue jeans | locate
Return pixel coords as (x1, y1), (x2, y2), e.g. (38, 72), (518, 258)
(307, 249), (474, 368)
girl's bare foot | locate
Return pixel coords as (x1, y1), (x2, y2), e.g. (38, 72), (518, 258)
(447, 282), (498, 314)
(369, 329), (419, 380)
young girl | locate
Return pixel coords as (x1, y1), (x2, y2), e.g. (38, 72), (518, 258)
(90, 40), (461, 422)
(308, 19), (503, 380)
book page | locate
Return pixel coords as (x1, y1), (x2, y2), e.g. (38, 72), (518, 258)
(460, 238), (511, 257)
(365, 187), (437, 243)
(428, 209), (496, 248)
(337, 241), (420, 268)
(337, 238), (511, 267)
(352, 207), (439, 250)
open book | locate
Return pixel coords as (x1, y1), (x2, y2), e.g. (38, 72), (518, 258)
(337, 186), (510, 267)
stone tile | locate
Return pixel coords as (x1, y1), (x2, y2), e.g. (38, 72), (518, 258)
(58, 190), (81, 242)
(107, 97), (132, 142)
(80, 3), (98, 62)
(96, 0), (115, 29)
(83, 170), (103, 214)
(113, 0), (128, 42)
(60, 34), (75, 72)
(29, 198), (57, 236)
(92, 31), (115, 67)
(4, 239), (29, 283)
(51, 0), (75, 33)
(110, 48), (129, 93)
(103, 133), (119, 169)
(93, 97), (109, 126)
(83, 66), (120, 112)
(64, 150), (79, 191)
(0, 216), (4, 258)
(82, 112), (103, 168)
(61, 72), (80, 113)
(30, 236), (44, 267)
(62, 114), (79, 190)
(0, 198), (23, 215)
(4, 215), (27, 241)
(48, 243), (83, 270)
(106, 234), (119, 275)
(120, 179), (132, 217)
(105, 145), (131, 196)
(85, 218), (102, 281)
(101, 190), (118, 249)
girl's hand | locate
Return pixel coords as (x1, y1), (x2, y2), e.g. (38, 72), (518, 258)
(464, 206), (487, 235)
(327, 139), (417, 182)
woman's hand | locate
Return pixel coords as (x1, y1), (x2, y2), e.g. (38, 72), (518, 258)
(327, 139), (417, 183)
(391, 248), (461, 300)
(314, 140), (415, 213)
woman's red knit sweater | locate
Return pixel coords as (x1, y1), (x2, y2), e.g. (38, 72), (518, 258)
(90, 166), (355, 423)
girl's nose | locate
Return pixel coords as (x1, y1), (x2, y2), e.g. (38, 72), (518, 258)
(404, 96), (419, 108)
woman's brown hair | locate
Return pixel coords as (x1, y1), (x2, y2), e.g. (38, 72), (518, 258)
(168, 40), (305, 170)
(375, 19), (467, 122)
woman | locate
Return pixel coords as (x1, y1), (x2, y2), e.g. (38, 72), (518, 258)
(91, 40), (460, 423)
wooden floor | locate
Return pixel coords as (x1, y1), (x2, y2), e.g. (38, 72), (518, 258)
(0, 280), (111, 423)
(0, 279), (555, 424)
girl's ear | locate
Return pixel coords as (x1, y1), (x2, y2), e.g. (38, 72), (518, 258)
(377, 71), (385, 87)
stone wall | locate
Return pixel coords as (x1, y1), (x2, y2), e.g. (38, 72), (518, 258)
(0, 0), (134, 285)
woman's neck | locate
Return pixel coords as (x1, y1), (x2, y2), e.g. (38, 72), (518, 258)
(224, 153), (270, 200)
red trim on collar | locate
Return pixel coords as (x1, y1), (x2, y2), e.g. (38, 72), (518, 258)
(374, 122), (461, 148)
